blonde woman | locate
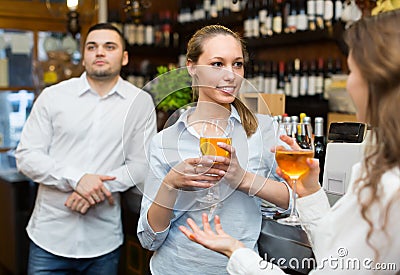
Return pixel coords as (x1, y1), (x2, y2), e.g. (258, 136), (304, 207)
(138, 25), (291, 274)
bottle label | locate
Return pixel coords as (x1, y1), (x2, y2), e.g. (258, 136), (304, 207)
(297, 14), (308, 30)
(291, 75), (300, 98)
(300, 76), (308, 96)
(308, 75), (316, 96)
(273, 17), (282, 34)
(324, 1), (334, 20)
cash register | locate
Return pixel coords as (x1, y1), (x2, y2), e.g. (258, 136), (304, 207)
(322, 122), (369, 205)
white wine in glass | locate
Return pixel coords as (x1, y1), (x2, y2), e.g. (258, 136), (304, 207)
(275, 122), (314, 226)
(199, 118), (233, 204)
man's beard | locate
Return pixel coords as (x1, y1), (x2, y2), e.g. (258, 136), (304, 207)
(87, 68), (119, 80)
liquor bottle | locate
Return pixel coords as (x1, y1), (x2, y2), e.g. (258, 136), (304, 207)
(307, 0), (316, 31)
(217, 0), (224, 17)
(252, 0), (261, 38)
(264, 61), (272, 93)
(204, 0), (212, 19)
(299, 60), (308, 96)
(296, 0), (308, 31)
(334, 57), (342, 74)
(291, 58), (300, 98)
(162, 11), (172, 47)
(136, 21), (145, 46)
(231, 0), (241, 12)
(297, 121), (312, 149)
(144, 13), (154, 46)
(315, 0), (324, 29)
(323, 57), (334, 100)
(255, 62), (265, 92)
(315, 57), (324, 98)
(314, 117), (326, 184)
(284, 60), (293, 97)
(265, 0), (274, 36)
(244, 0), (254, 38)
(223, 0), (231, 16)
(259, 0), (269, 36)
(277, 61), (285, 94)
(334, 0), (343, 23)
(324, 0), (334, 28)
(307, 60), (317, 96)
(286, 0), (297, 33)
(270, 61), (278, 94)
(273, 0), (283, 34)
(154, 13), (163, 47)
(210, 0), (218, 18)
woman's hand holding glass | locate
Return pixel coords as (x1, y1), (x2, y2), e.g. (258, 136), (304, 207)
(274, 122), (315, 226)
(199, 118), (234, 203)
(163, 157), (225, 190)
(275, 135), (321, 198)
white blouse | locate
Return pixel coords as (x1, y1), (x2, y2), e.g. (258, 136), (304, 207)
(227, 163), (400, 274)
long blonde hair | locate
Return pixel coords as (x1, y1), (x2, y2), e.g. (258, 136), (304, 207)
(186, 25), (257, 137)
(344, 9), (400, 259)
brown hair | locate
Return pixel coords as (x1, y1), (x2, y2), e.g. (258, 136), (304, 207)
(186, 25), (257, 137)
(344, 9), (400, 260)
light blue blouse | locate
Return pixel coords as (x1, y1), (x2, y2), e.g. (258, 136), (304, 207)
(138, 106), (285, 275)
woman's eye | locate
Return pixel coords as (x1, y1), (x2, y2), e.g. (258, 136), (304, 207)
(233, 62), (243, 68)
(211, 62), (223, 67)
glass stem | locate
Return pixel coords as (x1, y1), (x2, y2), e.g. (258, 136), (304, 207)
(290, 178), (298, 217)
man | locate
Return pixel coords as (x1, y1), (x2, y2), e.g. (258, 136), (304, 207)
(15, 23), (157, 274)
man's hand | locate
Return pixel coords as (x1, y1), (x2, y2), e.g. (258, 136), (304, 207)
(76, 174), (115, 206)
(65, 192), (91, 214)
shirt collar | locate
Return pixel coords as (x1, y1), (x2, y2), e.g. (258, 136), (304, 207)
(176, 104), (242, 129)
(77, 72), (127, 99)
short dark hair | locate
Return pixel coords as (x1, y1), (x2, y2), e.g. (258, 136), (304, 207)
(86, 23), (126, 50)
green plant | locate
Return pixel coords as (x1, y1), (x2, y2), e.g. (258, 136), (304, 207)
(150, 65), (193, 112)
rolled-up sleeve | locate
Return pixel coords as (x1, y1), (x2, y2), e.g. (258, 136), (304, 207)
(137, 136), (172, 250)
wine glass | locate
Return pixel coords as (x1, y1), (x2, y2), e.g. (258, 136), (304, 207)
(275, 122), (314, 226)
(198, 118), (234, 205)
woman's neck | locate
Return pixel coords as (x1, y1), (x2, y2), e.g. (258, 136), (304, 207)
(189, 101), (231, 122)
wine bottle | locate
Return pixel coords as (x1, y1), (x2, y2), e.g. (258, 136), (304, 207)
(296, 0), (308, 31)
(314, 117), (326, 185)
(324, 0), (334, 28)
(244, 0), (253, 38)
(252, 0), (261, 38)
(270, 61), (278, 94)
(273, 0), (283, 34)
(323, 57), (334, 100)
(291, 58), (300, 98)
(204, 0), (212, 19)
(307, 60), (317, 96)
(334, 0), (343, 23)
(315, 0), (324, 29)
(287, 0), (298, 33)
(315, 57), (324, 98)
(277, 61), (285, 94)
(284, 60), (293, 97)
(307, 0), (316, 31)
(299, 59), (308, 96)
(259, 0), (269, 36)
(264, 60), (273, 93)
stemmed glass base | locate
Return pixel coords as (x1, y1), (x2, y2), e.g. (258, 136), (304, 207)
(277, 178), (301, 226)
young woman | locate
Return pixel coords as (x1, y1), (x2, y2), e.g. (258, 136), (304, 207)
(137, 25), (291, 274)
(179, 10), (400, 274)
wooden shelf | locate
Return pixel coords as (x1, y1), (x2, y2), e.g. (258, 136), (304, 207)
(240, 93), (285, 116)
(0, 87), (35, 92)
